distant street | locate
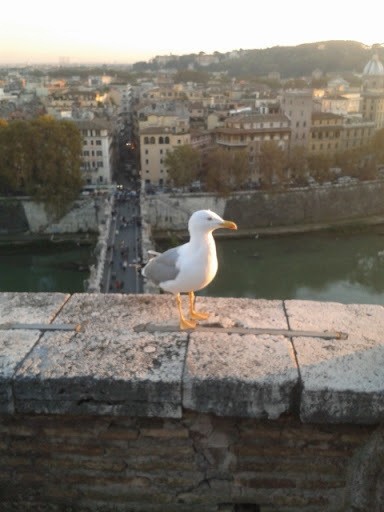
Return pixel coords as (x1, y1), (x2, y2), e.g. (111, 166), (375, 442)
(101, 186), (144, 294)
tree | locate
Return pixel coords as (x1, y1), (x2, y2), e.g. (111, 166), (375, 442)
(0, 117), (83, 218)
(27, 116), (83, 217)
(203, 147), (249, 195)
(164, 144), (200, 189)
(204, 147), (231, 195)
(0, 120), (34, 193)
(307, 154), (333, 183)
(258, 141), (287, 188)
(370, 128), (384, 164)
(287, 145), (308, 185)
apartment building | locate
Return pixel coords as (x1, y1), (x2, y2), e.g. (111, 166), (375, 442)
(139, 127), (190, 187)
(109, 84), (133, 116)
(214, 112), (291, 182)
(340, 116), (376, 152)
(76, 119), (116, 186)
(215, 112), (291, 150)
(307, 112), (343, 157)
(137, 102), (191, 187)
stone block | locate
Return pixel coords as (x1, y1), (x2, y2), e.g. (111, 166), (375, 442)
(183, 298), (299, 419)
(285, 300), (384, 424)
(14, 294), (188, 418)
(0, 293), (69, 413)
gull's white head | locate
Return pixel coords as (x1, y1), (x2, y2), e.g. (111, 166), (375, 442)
(188, 209), (237, 235)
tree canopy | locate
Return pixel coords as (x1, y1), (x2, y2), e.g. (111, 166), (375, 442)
(203, 147), (249, 195)
(0, 116), (83, 218)
(164, 144), (200, 188)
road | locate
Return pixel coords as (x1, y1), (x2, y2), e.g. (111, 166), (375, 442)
(101, 188), (144, 294)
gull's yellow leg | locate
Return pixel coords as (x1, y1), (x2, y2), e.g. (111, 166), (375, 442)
(176, 293), (196, 330)
(188, 291), (210, 321)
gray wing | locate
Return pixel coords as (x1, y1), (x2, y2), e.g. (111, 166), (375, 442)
(142, 246), (180, 285)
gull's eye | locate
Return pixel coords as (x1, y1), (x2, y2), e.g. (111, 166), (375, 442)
(207, 216), (213, 221)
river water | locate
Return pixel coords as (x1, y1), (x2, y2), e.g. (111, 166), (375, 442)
(200, 228), (384, 305)
(2, 229), (384, 305)
(0, 242), (94, 293)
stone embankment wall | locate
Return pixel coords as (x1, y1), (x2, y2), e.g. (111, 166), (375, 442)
(143, 180), (384, 234)
(0, 292), (383, 511)
(0, 197), (102, 235)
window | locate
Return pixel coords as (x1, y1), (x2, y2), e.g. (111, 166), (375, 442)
(96, 140), (102, 146)
(96, 150), (102, 156)
(150, 136), (155, 144)
(144, 137), (149, 144)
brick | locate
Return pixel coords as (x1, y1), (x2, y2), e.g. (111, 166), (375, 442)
(37, 456), (126, 473)
(105, 439), (194, 457)
(76, 483), (173, 503)
(140, 427), (189, 438)
(235, 475), (297, 489)
(99, 427), (139, 440)
(123, 455), (197, 472)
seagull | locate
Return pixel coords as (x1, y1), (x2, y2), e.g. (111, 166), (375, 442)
(141, 209), (237, 329)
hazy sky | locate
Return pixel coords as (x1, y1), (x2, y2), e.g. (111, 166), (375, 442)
(1, 0), (383, 65)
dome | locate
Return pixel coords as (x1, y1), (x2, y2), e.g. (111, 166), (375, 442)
(363, 54), (384, 76)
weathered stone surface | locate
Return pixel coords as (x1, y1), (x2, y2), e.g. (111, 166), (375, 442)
(183, 298), (299, 418)
(2, 293), (384, 426)
(0, 292), (69, 413)
(14, 294), (188, 417)
(285, 300), (384, 424)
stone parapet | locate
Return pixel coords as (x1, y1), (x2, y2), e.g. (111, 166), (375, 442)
(1, 292), (383, 425)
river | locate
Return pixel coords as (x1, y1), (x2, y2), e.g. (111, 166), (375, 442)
(200, 228), (384, 305)
(0, 241), (94, 293)
(2, 229), (384, 305)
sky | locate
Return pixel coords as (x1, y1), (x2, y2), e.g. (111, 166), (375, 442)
(1, 0), (384, 66)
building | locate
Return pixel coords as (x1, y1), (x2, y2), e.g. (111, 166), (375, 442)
(279, 90), (313, 148)
(340, 116), (376, 152)
(137, 101), (191, 188)
(215, 112), (291, 151)
(76, 119), (116, 186)
(139, 127), (190, 187)
(214, 112), (291, 183)
(360, 91), (384, 130)
(360, 53), (384, 130)
(308, 112), (343, 157)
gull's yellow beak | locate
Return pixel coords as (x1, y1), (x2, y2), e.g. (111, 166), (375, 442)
(221, 220), (238, 230)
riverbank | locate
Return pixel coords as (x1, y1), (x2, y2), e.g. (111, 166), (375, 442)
(0, 232), (97, 247)
(153, 213), (384, 241)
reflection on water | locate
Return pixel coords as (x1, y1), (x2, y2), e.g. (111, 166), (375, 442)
(200, 230), (384, 305)
(0, 242), (93, 293)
